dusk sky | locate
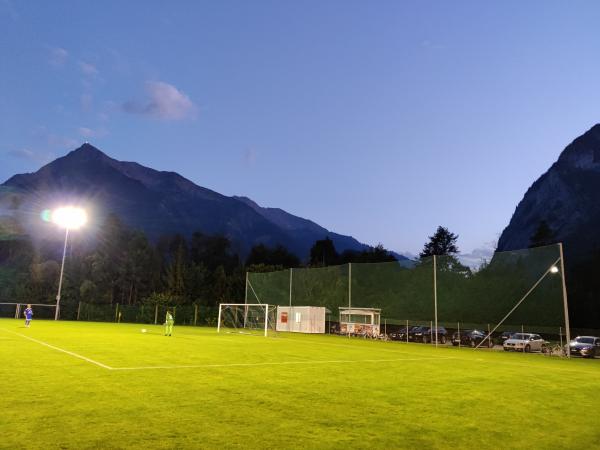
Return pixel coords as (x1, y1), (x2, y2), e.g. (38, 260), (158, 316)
(2, 1), (600, 260)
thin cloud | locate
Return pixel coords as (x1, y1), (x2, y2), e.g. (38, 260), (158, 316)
(243, 148), (257, 166)
(48, 47), (68, 67)
(79, 61), (98, 76)
(8, 148), (54, 165)
(123, 81), (195, 120)
(78, 127), (107, 138)
(420, 39), (445, 50)
(32, 126), (77, 149)
(457, 243), (496, 270)
(80, 93), (93, 112)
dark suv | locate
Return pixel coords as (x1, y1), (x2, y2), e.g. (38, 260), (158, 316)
(411, 326), (447, 344)
(451, 329), (493, 348)
(389, 326), (418, 341)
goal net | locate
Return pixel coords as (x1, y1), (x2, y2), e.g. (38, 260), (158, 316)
(0, 303), (57, 320)
(217, 303), (277, 337)
(247, 244), (568, 346)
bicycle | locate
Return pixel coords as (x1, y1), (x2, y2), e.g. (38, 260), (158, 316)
(542, 344), (565, 357)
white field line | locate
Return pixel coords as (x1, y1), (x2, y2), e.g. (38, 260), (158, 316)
(0, 328), (113, 370)
(0, 327), (455, 372)
(111, 356), (455, 371)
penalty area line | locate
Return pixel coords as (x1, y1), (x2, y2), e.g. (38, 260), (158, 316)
(0, 328), (113, 370)
(111, 356), (455, 371)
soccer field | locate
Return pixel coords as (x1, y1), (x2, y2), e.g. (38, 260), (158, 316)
(1, 319), (599, 449)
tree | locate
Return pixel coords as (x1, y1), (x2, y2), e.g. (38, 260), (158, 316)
(246, 244), (300, 268)
(529, 220), (556, 248)
(339, 244), (397, 264)
(165, 240), (187, 299)
(189, 232), (239, 272)
(420, 226), (459, 258)
(309, 237), (339, 266)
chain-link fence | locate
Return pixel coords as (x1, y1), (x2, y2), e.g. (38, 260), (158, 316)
(76, 302), (219, 326)
(248, 244), (575, 347)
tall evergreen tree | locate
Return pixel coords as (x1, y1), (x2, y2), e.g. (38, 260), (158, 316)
(529, 220), (556, 248)
(310, 237), (339, 266)
(420, 226), (459, 258)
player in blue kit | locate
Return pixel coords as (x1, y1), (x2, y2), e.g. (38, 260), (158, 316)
(24, 304), (33, 328)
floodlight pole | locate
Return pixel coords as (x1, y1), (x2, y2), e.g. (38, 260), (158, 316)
(433, 255), (438, 348)
(55, 228), (70, 320)
(289, 268), (293, 332)
(244, 272), (249, 328)
(348, 263), (352, 337)
(559, 243), (571, 358)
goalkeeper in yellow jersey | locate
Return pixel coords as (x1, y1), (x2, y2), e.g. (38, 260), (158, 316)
(165, 310), (174, 336)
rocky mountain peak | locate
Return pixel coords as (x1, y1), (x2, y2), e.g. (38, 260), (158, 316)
(556, 123), (600, 170)
(497, 123), (600, 256)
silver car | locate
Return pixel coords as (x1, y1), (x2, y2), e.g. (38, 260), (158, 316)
(567, 336), (600, 358)
(503, 333), (546, 353)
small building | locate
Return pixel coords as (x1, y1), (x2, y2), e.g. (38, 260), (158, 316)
(339, 307), (381, 337)
(276, 306), (327, 334)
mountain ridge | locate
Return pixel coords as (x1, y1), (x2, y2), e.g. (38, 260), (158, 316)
(1, 143), (395, 260)
(497, 123), (600, 256)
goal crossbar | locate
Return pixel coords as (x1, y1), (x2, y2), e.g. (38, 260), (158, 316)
(217, 303), (273, 337)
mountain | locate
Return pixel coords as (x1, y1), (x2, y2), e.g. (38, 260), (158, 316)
(497, 124), (600, 257)
(497, 124), (600, 328)
(0, 143), (382, 260)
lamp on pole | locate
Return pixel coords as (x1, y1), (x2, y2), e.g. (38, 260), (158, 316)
(52, 207), (87, 320)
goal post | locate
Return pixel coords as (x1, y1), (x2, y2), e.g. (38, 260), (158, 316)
(217, 303), (276, 337)
(0, 303), (57, 320)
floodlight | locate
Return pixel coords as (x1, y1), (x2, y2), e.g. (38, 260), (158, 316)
(550, 266), (559, 274)
(51, 206), (87, 320)
(52, 207), (87, 230)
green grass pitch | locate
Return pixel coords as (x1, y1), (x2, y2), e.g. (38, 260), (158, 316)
(1, 319), (599, 449)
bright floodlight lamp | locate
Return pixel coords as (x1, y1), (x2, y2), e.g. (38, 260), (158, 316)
(52, 207), (87, 320)
(52, 206), (87, 230)
(550, 266), (559, 274)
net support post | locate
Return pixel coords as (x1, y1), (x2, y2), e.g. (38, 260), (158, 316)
(264, 304), (269, 337)
(77, 301), (81, 321)
(217, 304), (222, 333)
(559, 326), (563, 350)
(348, 263), (352, 338)
(559, 243), (571, 358)
(433, 255), (438, 348)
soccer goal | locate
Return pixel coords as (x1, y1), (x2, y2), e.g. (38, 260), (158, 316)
(217, 303), (277, 337)
(0, 303), (57, 320)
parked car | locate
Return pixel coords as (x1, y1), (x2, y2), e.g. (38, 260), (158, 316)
(567, 336), (600, 358)
(503, 333), (547, 352)
(388, 326), (415, 341)
(411, 326), (447, 344)
(451, 329), (494, 348)
(497, 331), (516, 346)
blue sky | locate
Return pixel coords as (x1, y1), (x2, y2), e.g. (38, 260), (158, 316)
(2, 1), (600, 260)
